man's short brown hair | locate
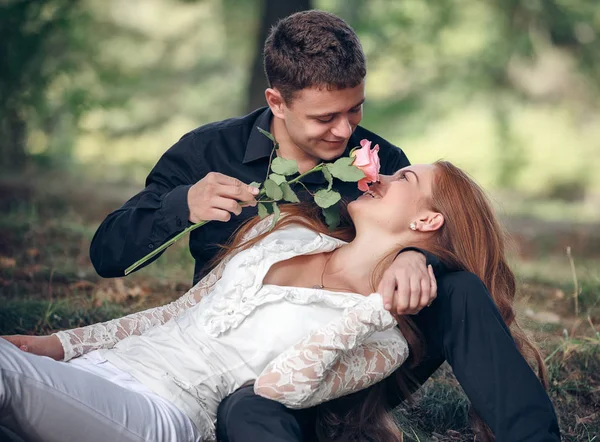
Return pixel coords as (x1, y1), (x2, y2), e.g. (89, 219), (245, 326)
(264, 10), (366, 104)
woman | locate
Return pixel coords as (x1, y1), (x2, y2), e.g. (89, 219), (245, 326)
(1, 162), (556, 442)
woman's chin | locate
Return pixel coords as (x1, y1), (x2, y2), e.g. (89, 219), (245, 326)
(347, 196), (372, 218)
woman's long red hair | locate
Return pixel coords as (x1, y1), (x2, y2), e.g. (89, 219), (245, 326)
(210, 161), (547, 441)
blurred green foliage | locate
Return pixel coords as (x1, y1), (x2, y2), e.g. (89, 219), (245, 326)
(1, 0), (600, 205)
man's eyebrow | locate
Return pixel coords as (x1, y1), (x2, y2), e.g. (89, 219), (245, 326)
(307, 98), (365, 118)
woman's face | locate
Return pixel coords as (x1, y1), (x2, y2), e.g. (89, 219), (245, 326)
(348, 164), (439, 234)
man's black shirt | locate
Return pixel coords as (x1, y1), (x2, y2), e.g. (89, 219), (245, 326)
(90, 107), (411, 284)
(89, 107), (560, 440)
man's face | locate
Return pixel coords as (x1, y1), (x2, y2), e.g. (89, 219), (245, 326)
(280, 82), (365, 162)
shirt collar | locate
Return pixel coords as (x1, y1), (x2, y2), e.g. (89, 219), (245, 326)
(243, 107), (274, 164)
(242, 107), (364, 185)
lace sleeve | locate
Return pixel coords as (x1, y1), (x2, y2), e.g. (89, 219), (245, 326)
(55, 217), (275, 362)
(54, 259), (227, 361)
(254, 293), (409, 409)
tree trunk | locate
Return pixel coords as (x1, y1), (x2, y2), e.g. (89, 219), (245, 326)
(245, 0), (312, 113)
(0, 107), (27, 171)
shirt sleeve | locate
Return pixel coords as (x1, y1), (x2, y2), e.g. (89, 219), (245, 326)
(254, 293), (409, 409)
(89, 132), (204, 278)
(397, 246), (449, 277)
(438, 272), (561, 441)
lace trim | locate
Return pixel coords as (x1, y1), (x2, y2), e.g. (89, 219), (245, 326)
(197, 225), (347, 337)
(254, 293), (408, 408)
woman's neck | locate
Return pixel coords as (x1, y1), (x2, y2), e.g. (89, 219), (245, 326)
(324, 235), (402, 295)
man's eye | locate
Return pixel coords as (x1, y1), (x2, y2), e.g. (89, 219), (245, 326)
(317, 117), (334, 123)
(349, 107), (361, 114)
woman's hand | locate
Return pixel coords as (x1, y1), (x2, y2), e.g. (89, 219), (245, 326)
(1, 334), (64, 361)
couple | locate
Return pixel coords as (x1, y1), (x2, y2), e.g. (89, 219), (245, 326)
(1, 10), (560, 442)
(0, 162), (557, 442)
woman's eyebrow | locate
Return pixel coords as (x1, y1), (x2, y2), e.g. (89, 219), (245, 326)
(405, 170), (419, 182)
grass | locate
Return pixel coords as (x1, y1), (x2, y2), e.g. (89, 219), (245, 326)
(0, 169), (599, 441)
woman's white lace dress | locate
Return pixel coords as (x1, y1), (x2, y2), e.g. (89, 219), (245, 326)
(54, 220), (409, 441)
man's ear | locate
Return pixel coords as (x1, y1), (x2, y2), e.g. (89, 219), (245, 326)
(265, 88), (285, 119)
(417, 212), (444, 232)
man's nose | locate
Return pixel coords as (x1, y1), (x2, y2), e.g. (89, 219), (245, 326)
(331, 117), (352, 139)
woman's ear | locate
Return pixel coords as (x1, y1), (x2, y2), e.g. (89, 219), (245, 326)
(265, 88), (285, 119)
(417, 212), (444, 232)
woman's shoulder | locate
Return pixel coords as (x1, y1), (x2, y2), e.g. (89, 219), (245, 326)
(245, 215), (328, 244)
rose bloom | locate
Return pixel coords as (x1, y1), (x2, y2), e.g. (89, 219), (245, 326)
(351, 139), (380, 191)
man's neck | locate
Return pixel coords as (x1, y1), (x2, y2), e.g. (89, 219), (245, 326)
(270, 117), (319, 173)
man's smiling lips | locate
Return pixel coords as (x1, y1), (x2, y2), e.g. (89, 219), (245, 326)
(322, 139), (346, 145)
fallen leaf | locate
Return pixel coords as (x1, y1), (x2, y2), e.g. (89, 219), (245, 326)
(576, 412), (598, 425)
(532, 311), (561, 324)
(70, 280), (96, 291)
(0, 256), (16, 269)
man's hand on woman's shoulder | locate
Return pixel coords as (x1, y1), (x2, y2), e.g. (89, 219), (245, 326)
(377, 251), (437, 316)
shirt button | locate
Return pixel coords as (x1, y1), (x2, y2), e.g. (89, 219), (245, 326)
(228, 310), (234, 315)
(148, 244), (154, 249)
(241, 297), (247, 302)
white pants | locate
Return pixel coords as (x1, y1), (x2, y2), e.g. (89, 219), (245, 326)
(0, 338), (200, 442)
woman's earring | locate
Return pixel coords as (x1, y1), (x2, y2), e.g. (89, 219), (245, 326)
(410, 222), (417, 231)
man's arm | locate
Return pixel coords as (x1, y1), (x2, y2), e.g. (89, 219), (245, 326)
(407, 271), (561, 441)
(90, 132), (258, 277)
(90, 132), (200, 277)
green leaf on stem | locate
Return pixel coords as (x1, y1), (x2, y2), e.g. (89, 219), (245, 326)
(328, 157), (365, 182)
(271, 157), (299, 176)
(322, 204), (341, 230)
(269, 173), (286, 185)
(270, 202), (280, 229)
(322, 166), (333, 190)
(314, 189), (341, 208)
(257, 127), (279, 149)
(257, 202), (269, 219)
(264, 179), (283, 201)
(280, 182), (300, 203)
(349, 145), (360, 156)
(249, 181), (261, 189)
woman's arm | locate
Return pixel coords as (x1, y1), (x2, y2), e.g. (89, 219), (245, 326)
(54, 258), (228, 361)
(2, 267), (224, 362)
(254, 293), (409, 409)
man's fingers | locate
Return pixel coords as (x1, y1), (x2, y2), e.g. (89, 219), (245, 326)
(428, 264), (438, 302)
(213, 173), (260, 197)
(417, 277), (431, 310)
(405, 278), (421, 311)
(213, 196), (243, 216)
(394, 278), (411, 314)
(208, 208), (232, 222)
(377, 274), (396, 310)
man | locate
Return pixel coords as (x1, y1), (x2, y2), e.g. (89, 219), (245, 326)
(90, 10), (560, 441)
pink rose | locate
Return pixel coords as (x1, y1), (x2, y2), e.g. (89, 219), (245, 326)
(351, 139), (380, 191)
